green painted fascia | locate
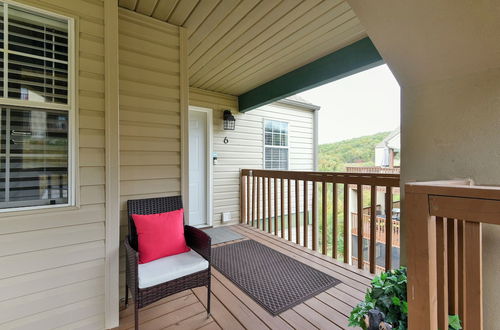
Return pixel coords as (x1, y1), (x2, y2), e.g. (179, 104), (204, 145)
(238, 37), (384, 113)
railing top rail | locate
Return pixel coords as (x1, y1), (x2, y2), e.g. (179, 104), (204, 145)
(406, 179), (500, 200)
(241, 169), (400, 187)
(406, 179), (500, 226)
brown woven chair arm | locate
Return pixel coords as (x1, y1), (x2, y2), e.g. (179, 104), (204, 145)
(124, 236), (139, 295)
(184, 225), (211, 262)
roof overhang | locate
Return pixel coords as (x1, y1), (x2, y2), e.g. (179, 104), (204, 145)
(238, 37), (383, 112)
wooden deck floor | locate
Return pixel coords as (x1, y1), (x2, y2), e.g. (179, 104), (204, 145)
(117, 224), (373, 330)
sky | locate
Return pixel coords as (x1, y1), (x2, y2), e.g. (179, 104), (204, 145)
(297, 64), (401, 144)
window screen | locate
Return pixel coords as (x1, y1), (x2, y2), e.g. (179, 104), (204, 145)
(264, 120), (289, 170)
(0, 2), (71, 210)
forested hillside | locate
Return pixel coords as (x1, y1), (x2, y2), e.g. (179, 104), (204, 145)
(318, 131), (390, 171)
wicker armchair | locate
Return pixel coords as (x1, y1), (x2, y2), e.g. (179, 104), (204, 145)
(124, 196), (211, 329)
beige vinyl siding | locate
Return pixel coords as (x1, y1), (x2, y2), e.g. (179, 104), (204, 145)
(0, 0), (107, 328)
(189, 88), (315, 226)
(118, 9), (181, 299)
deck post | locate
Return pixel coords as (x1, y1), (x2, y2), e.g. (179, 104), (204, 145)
(406, 190), (438, 329)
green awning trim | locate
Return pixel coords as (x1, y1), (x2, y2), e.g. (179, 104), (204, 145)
(238, 37), (383, 112)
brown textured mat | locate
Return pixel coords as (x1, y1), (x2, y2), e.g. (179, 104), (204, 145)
(211, 239), (341, 315)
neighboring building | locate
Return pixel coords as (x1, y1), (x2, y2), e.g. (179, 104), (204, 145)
(191, 93), (319, 226)
(348, 128), (401, 271)
(374, 127), (400, 168)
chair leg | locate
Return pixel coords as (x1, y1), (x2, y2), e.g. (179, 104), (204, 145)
(135, 304), (139, 330)
(207, 282), (211, 318)
(125, 284), (129, 308)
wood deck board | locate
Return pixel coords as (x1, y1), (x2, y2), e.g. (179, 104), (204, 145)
(118, 224), (372, 329)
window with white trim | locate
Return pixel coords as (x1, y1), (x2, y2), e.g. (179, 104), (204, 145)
(0, 2), (73, 210)
(264, 120), (288, 170)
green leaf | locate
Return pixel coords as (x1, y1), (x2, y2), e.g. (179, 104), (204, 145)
(401, 301), (408, 314)
(448, 315), (462, 330)
(349, 266), (408, 329)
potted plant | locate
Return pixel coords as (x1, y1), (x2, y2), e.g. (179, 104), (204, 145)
(348, 266), (462, 330)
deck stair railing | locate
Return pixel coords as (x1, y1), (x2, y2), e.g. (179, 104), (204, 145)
(351, 213), (401, 248)
(240, 169), (400, 273)
(406, 179), (500, 330)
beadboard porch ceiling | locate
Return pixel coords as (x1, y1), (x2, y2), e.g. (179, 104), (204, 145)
(118, 0), (367, 96)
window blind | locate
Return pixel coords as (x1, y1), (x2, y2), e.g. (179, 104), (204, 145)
(0, 2), (71, 210)
(5, 5), (69, 104)
(0, 107), (68, 208)
(264, 120), (289, 170)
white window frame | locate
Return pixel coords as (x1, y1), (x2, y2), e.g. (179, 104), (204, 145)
(0, 0), (76, 213)
(263, 119), (290, 170)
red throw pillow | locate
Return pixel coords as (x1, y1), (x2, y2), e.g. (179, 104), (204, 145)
(132, 209), (190, 264)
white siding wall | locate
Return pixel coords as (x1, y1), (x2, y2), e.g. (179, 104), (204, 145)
(0, 0), (107, 328)
(118, 10), (181, 299)
(189, 88), (316, 226)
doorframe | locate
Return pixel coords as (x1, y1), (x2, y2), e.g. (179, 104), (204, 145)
(188, 105), (213, 227)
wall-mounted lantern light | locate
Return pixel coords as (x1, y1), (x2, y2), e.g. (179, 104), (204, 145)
(223, 110), (235, 130)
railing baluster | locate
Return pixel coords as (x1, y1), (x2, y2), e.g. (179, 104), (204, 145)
(246, 175), (251, 225)
(262, 177), (267, 231)
(241, 174), (246, 223)
(252, 176), (257, 227)
(464, 221), (482, 329)
(288, 179), (292, 241)
(447, 218), (458, 315)
(385, 186), (393, 270)
(357, 184), (364, 269)
(332, 183), (338, 259)
(274, 177), (278, 236)
(304, 180), (309, 248)
(257, 177), (261, 229)
(457, 219), (465, 321)
(312, 181), (318, 251)
(281, 178), (285, 238)
(370, 185), (376, 273)
(295, 179), (300, 245)
(322, 182), (328, 255)
(436, 217), (449, 330)
(343, 183), (349, 264)
(240, 169), (401, 274)
(268, 177), (272, 233)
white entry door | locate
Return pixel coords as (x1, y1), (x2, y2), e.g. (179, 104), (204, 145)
(188, 109), (211, 227)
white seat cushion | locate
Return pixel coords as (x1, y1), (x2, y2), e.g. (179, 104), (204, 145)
(138, 250), (209, 289)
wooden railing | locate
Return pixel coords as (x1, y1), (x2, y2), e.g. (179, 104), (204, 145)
(346, 166), (400, 174)
(240, 169), (400, 273)
(351, 213), (401, 248)
(406, 179), (500, 330)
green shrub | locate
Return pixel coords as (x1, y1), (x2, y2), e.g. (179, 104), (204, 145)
(349, 266), (462, 330)
(348, 266), (408, 330)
